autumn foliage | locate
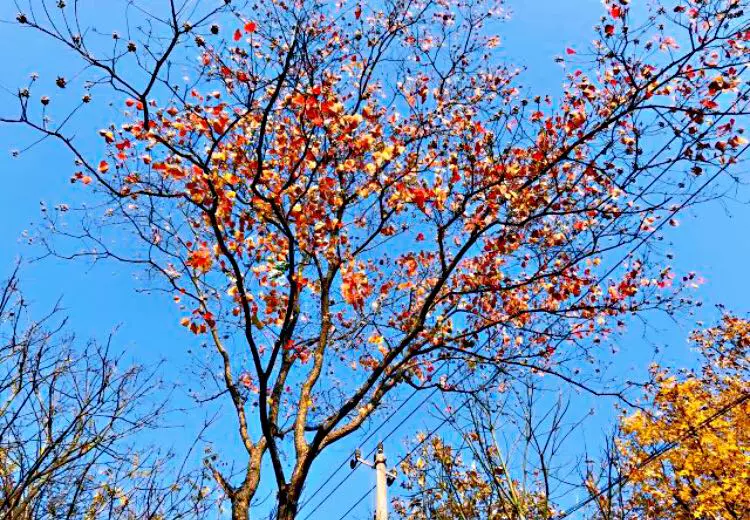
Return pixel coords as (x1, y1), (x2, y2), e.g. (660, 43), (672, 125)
(4, 0), (750, 517)
(396, 434), (551, 520)
(618, 315), (750, 519)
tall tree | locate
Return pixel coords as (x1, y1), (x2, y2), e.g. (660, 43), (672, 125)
(3, 0), (750, 517)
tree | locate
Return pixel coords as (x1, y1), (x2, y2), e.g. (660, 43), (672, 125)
(394, 379), (573, 519)
(0, 267), (214, 519)
(396, 435), (552, 520)
(616, 315), (750, 519)
(3, 0), (750, 517)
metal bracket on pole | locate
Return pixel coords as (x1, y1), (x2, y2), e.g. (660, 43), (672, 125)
(350, 448), (374, 469)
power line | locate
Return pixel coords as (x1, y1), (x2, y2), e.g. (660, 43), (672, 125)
(298, 116), (710, 511)
(299, 177), (639, 516)
(297, 381), (423, 512)
(558, 391), (750, 518)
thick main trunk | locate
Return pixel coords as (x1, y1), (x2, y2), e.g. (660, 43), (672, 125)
(276, 502), (298, 520)
(231, 483), (255, 520)
(276, 484), (300, 520)
(230, 488), (300, 519)
(232, 498), (250, 520)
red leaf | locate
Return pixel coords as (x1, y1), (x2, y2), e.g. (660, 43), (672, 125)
(244, 21), (257, 33)
(233, 29), (242, 41)
(98, 160), (109, 173)
(566, 47), (576, 55)
(701, 99), (719, 110)
(186, 247), (213, 273)
(355, 4), (362, 20)
(610, 5), (622, 18)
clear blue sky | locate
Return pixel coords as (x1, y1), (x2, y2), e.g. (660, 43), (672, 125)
(1, 1), (749, 518)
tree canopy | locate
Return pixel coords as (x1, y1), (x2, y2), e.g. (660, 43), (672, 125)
(3, 0), (750, 517)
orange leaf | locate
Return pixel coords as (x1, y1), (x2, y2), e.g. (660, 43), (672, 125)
(186, 247), (213, 273)
(98, 160), (109, 173)
(291, 93), (307, 107)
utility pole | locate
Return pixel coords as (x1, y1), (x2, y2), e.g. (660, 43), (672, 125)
(350, 442), (397, 520)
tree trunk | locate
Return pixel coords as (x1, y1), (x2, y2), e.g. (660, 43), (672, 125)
(232, 499), (250, 520)
(276, 484), (300, 520)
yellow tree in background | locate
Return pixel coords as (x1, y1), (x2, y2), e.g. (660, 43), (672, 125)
(619, 315), (750, 519)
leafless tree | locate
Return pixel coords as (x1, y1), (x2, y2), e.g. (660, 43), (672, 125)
(0, 266), (215, 519)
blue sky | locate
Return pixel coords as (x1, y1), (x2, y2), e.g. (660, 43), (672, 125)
(2, 0), (750, 518)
